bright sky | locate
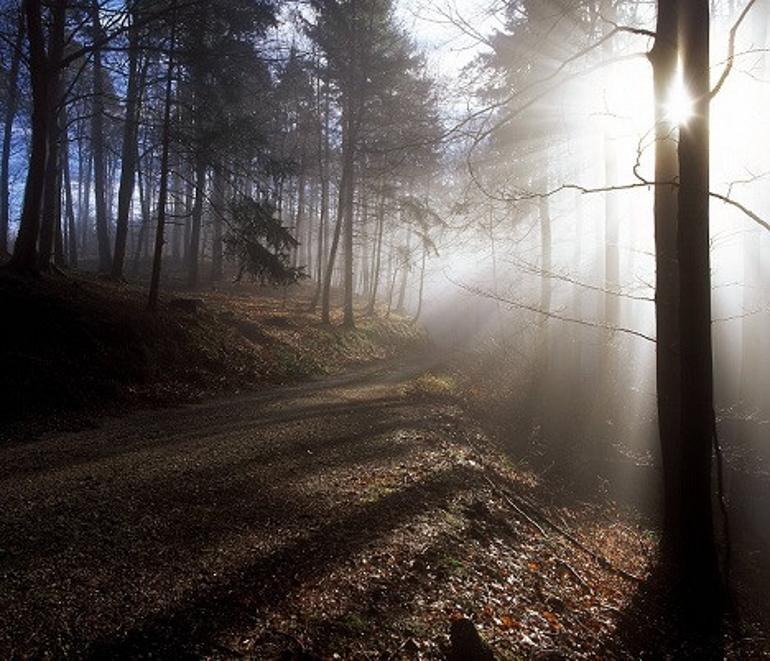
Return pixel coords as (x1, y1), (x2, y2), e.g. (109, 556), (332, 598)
(397, 0), (502, 77)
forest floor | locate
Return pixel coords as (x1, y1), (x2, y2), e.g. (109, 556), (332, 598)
(0, 356), (644, 659)
(2, 272), (767, 658)
(2, 354), (765, 658)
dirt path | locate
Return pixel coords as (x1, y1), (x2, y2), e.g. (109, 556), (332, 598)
(0, 357), (656, 658)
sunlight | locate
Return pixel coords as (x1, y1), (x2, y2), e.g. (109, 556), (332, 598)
(664, 74), (694, 126)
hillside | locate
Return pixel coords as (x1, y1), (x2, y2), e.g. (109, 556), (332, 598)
(0, 271), (426, 438)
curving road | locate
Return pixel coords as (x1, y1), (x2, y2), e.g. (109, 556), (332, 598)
(0, 356), (467, 658)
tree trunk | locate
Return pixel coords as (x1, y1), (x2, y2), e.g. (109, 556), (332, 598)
(210, 164), (225, 282)
(342, 176), (355, 328)
(396, 226), (411, 313)
(539, 195), (552, 315)
(650, 0), (683, 547)
(91, 0), (113, 273)
(0, 6), (24, 255)
(359, 191), (370, 297)
(294, 169), (306, 268)
(111, 5), (142, 280)
(62, 121), (78, 268)
(604, 134), (620, 326)
(187, 154), (206, 288)
(38, 0), (66, 269)
(367, 188), (385, 316)
(10, 0), (48, 272)
(676, 0), (720, 603)
(310, 82), (330, 312)
(80, 148), (92, 256)
(148, 14), (177, 311)
(413, 246), (427, 323)
(321, 113), (352, 324)
(131, 161), (151, 275)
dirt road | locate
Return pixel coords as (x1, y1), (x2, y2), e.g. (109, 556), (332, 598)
(1, 357), (490, 658)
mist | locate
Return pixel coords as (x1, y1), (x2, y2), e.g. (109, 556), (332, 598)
(1, 0), (768, 657)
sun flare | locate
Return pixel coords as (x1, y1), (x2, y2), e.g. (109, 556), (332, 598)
(665, 78), (694, 125)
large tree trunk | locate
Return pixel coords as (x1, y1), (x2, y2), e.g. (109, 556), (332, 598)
(0, 6), (25, 256)
(38, 0), (67, 269)
(676, 0), (720, 603)
(111, 5), (142, 280)
(10, 0), (49, 272)
(91, 0), (113, 273)
(650, 0), (682, 543)
(651, 0), (682, 542)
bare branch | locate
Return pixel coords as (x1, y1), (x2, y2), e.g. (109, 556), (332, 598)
(444, 271), (658, 344)
(710, 0), (758, 99)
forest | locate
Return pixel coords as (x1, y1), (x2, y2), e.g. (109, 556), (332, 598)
(0, 0), (768, 658)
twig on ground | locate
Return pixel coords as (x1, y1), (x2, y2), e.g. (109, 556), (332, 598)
(483, 474), (644, 584)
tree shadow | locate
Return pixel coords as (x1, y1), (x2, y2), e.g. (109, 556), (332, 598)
(604, 560), (727, 659)
(81, 465), (478, 658)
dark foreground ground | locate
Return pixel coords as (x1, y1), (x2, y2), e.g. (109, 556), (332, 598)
(3, 355), (766, 658)
(0, 356), (642, 658)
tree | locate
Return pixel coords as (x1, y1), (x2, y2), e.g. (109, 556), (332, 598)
(675, 0), (720, 606)
(9, 0), (49, 272)
(0, 3), (25, 256)
(309, 0), (425, 328)
(111, 0), (144, 280)
(224, 196), (304, 284)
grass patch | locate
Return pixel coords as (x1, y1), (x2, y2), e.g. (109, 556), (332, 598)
(402, 372), (457, 399)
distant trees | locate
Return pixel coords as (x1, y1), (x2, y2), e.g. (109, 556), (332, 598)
(2, 2), (305, 295)
(307, 0), (441, 327)
(0, 0), (441, 322)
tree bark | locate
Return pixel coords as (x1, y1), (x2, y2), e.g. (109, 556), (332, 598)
(0, 6), (25, 256)
(62, 120), (78, 268)
(342, 133), (356, 328)
(366, 187), (385, 316)
(148, 13), (177, 311)
(38, 0), (67, 269)
(650, 0), (683, 546)
(210, 164), (225, 282)
(321, 110), (352, 324)
(413, 246), (427, 323)
(310, 81), (330, 312)
(111, 3), (142, 280)
(91, 0), (113, 273)
(10, 0), (49, 272)
(187, 153), (206, 288)
(676, 0), (720, 602)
